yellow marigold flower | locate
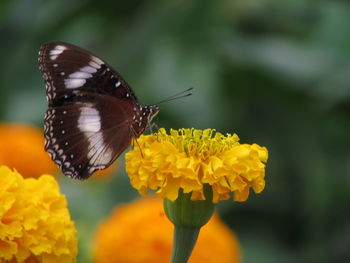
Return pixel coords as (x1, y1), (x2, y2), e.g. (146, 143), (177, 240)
(126, 128), (268, 203)
(0, 166), (78, 262)
(92, 197), (240, 263)
(0, 124), (58, 178)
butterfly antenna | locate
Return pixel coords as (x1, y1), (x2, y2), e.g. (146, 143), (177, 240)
(156, 87), (193, 105)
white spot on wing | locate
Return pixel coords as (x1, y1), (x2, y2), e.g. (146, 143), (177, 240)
(80, 66), (97, 74)
(64, 78), (86, 89)
(69, 71), (92, 79)
(78, 105), (101, 133)
(50, 45), (67, 60)
(91, 56), (104, 66)
(87, 132), (113, 166)
(89, 61), (101, 69)
(77, 104), (113, 167)
(55, 45), (67, 50)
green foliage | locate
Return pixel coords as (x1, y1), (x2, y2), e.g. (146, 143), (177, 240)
(1, 0), (350, 262)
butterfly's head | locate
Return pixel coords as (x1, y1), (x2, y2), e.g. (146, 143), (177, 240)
(132, 104), (160, 137)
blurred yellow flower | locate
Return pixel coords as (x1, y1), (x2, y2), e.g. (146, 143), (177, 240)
(92, 197), (240, 263)
(0, 124), (57, 178)
(126, 128), (268, 202)
(0, 166), (78, 262)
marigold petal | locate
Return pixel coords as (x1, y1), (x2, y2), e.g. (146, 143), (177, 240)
(0, 239), (18, 260)
(0, 166), (77, 262)
(126, 128), (268, 202)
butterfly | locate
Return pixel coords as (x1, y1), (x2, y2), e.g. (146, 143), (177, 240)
(38, 42), (159, 180)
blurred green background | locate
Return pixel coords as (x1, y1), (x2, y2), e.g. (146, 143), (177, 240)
(1, 0), (350, 262)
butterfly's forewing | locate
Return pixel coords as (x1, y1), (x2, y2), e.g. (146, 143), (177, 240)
(38, 42), (138, 106)
(39, 42), (158, 179)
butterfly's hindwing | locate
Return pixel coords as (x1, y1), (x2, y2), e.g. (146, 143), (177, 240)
(44, 94), (134, 179)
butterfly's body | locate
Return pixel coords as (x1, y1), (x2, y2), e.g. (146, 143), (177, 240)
(39, 42), (159, 179)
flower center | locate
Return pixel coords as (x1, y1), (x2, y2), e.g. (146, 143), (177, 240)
(155, 128), (240, 159)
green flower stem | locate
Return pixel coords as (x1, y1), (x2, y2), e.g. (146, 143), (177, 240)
(170, 225), (200, 263)
(164, 184), (215, 263)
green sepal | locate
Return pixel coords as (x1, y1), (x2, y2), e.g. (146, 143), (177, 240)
(164, 184), (216, 263)
(164, 184), (215, 227)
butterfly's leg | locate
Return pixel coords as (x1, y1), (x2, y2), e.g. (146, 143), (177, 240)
(129, 125), (144, 158)
(147, 121), (158, 134)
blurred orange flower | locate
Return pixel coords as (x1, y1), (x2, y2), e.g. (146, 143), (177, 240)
(92, 163), (119, 180)
(0, 123), (57, 178)
(92, 198), (241, 263)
